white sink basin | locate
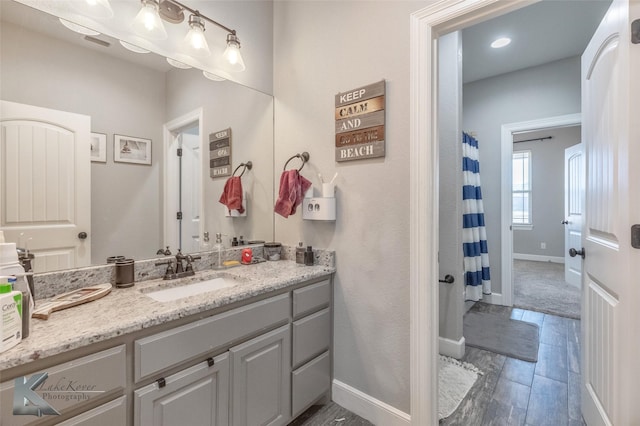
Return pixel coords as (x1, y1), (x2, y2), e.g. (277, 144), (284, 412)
(144, 277), (239, 302)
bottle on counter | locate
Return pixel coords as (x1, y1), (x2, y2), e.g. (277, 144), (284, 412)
(296, 242), (305, 264)
(0, 275), (23, 352)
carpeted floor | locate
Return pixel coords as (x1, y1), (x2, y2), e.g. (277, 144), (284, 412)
(513, 260), (581, 319)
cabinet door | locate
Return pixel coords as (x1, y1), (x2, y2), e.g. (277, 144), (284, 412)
(231, 324), (291, 426)
(134, 353), (229, 426)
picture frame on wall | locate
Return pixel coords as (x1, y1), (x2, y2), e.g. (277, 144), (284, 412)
(114, 134), (152, 165)
(90, 132), (107, 163)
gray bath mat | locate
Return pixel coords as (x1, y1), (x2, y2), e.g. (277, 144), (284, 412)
(464, 311), (539, 362)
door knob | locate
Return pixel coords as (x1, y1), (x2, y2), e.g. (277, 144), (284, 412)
(562, 220), (569, 225)
(78, 232), (88, 240)
(569, 247), (585, 259)
(439, 274), (455, 284)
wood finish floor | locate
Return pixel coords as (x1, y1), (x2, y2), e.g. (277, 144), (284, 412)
(442, 302), (583, 426)
(292, 302), (582, 425)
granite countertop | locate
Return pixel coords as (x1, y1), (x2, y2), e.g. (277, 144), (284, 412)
(1, 261), (334, 371)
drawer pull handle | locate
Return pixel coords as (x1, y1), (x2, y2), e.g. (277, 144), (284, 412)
(206, 357), (215, 367)
(157, 378), (166, 388)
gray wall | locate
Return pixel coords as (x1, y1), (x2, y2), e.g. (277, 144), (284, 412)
(165, 68), (274, 244)
(438, 32), (465, 349)
(462, 56), (581, 295)
(1, 22), (164, 264)
(273, 0), (428, 414)
(513, 126), (581, 258)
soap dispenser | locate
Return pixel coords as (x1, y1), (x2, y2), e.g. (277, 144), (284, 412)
(213, 233), (225, 269)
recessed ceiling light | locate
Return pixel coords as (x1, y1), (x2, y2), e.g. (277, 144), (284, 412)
(166, 58), (192, 69)
(119, 40), (150, 54)
(59, 19), (100, 36)
(491, 37), (511, 48)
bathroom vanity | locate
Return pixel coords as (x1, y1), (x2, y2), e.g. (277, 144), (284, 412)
(0, 261), (334, 426)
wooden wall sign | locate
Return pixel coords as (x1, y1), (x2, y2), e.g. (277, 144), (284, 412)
(210, 128), (232, 178)
(335, 80), (385, 162)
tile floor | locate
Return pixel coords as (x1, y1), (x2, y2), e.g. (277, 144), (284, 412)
(294, 302), (582, 425)
(442, 302), (583, 426)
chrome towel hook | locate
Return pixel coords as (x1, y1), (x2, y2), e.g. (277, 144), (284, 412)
(283, 152), (310, 172)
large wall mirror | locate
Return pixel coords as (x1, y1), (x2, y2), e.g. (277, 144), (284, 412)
(0, 1), (274, 272)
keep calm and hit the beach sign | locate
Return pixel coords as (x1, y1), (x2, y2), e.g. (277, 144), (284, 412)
(335, 80), (385, 162)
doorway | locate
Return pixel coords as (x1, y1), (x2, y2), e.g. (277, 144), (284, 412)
(163, 108), (204, 254)
(410, 1), (610, 424)
(500, 117), (583, 319)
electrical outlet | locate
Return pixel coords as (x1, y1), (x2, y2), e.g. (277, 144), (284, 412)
(540, 242), (546, 249)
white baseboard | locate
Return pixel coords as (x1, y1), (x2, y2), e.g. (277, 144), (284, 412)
(513, 253), (565, 264)
(482, 292), (504, 305)
(439, 335), (465, 359)
(332, 379), (411, 426)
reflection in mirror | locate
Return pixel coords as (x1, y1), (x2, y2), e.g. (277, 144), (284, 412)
(0, 1), (274, 272)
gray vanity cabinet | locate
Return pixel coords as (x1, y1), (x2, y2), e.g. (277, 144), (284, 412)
(134, 353), (229, 426)
(230, 324), (291, 426)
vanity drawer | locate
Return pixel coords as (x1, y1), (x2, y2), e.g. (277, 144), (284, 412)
(292, 308), (331, 368)
(0, 345), (126, 426)
(292, 279), (331, 319)
(135, 293), (290, 382)
(57, 395), (127, 426)
(291, 351), (331, 418)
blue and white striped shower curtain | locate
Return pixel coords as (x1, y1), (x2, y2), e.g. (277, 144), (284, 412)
(462, 132), (491, 301)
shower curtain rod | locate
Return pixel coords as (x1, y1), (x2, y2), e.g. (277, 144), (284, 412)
(513, 136), (553, 144)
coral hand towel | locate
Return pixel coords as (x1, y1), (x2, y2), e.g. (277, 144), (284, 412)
(219, 176), (244, 214)
(275, 170), (312, 218)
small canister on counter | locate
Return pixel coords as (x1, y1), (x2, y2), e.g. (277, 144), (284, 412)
(264, 242), (282, 261)
(115, 258), (135, 288)
(304, 246), (314, 266)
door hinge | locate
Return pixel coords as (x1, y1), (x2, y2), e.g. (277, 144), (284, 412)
(631, 224), (640, 248)
(206, 357), (215, 367)
(177, 148), (183, 157)
(176, 212), (183, 220)
(633, 19), (640, 44)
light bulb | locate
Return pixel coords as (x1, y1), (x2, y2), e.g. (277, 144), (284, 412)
(223, 33), (245, 72)
(132, 0), (167, 40)
(184, 15), (210, 57)
(490, 37), (511, 49)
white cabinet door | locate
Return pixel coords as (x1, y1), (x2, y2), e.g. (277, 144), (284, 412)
(135, 353), (229, 426)
(231, 324), (291, 426)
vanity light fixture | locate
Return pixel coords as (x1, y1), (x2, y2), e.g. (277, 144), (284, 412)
(132, 0), (246, 72)
(132, 0), (168, 40)
(490, 37), (511, 48)
(167, 58), (192, 69)
(223, 33), (246, 72)
(59, 18), (101, 36)
(120, 40), (150, 54)
(72, 0), (114, 19)
(184, 14), (210, 57)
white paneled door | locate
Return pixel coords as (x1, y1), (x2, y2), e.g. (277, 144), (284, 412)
(564, 143), (583, 288)
(0, 101), (91, 272)
(580, 1), (640, 424)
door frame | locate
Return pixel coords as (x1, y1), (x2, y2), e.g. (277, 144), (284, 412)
(500, 114), (582, 307)
(162, 108), (204, 251)
(409, 1), (540, 424)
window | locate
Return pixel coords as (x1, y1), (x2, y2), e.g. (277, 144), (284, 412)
(512, 150), (531, 225)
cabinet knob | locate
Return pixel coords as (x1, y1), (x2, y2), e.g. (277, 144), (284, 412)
(78, 232), (88, 239)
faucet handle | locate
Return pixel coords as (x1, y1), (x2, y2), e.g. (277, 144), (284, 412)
(155, 260), (175, 276)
